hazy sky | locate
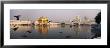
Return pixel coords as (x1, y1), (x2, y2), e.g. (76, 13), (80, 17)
(10, 9), (100, 23)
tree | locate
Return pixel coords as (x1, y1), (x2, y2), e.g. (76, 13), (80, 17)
(95, 12), (101, 24)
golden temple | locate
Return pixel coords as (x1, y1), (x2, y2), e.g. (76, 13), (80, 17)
(37, 16), (48, 25)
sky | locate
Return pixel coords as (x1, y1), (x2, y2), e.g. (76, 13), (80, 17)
(10, 9), (100, 23)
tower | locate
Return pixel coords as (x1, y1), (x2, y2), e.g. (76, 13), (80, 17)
(73, 16), (81, 26)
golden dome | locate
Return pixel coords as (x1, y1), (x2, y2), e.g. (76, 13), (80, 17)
(38, 16), (48, 20)
(37, 16), (48, 25)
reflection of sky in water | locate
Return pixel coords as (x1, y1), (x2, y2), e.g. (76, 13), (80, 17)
(10, 25), (100, 39)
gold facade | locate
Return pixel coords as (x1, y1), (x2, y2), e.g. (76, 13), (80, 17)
(37, 16), (48, 25)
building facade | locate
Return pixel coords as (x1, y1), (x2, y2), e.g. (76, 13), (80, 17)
(37, 16), (48, 25)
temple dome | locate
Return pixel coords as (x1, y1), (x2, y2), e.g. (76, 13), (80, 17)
(37, 16), (48, 25)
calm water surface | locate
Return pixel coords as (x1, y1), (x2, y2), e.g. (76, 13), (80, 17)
(10, 25), (101, 39)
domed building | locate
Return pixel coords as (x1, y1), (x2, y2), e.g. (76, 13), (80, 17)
(37, 16), (48, 25)
(72, 16), (81, 26)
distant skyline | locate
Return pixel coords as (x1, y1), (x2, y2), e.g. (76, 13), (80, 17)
(10, 9), (100, 23)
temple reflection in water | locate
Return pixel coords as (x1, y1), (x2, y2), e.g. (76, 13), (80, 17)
(10, 24), (100, 39)
(36, 25), (48, 35)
